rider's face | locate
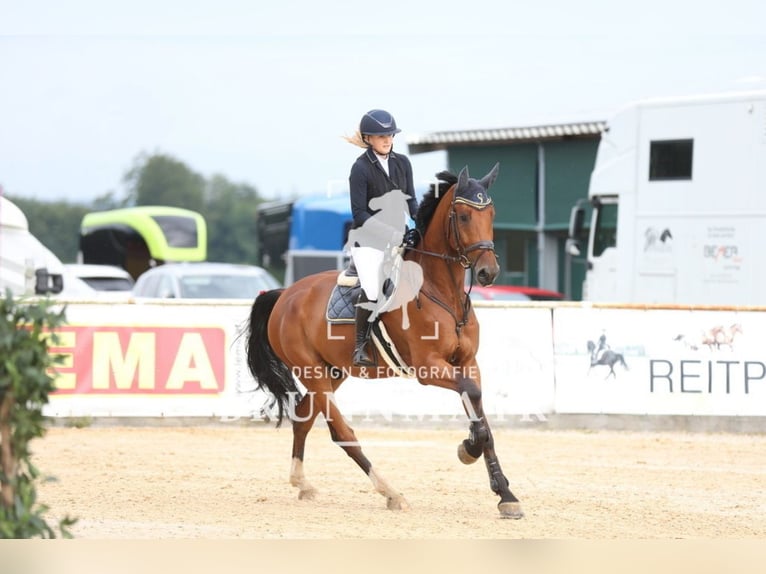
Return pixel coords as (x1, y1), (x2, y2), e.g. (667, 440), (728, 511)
(366, 134), (394, 156)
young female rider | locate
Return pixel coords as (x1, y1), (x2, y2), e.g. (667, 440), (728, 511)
(345, 109), (419, 367)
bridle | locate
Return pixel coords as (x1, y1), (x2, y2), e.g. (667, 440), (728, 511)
(407, 185), (497, 269)
(448, 194), (497, 270)
(406, 185), (497, 338)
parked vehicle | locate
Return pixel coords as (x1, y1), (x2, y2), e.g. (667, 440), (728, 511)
(566, 89), (766, 305)
(469, 284), (564, 302)
(57, 269), (100, 298)
(257, 192), (352, 286)
(0, 195), (64, 296)
(78, 205), (207, 281)
(64, 263), (134, 293)
(132, 262), (281, 299)
(256, 185), (426, 286)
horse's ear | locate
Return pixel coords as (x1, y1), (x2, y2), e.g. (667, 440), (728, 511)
(457, 166), (469, 191)
(478, 162), (500, 190)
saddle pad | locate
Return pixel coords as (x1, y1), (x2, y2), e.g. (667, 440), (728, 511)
(324, 279), (393, 324)
(325, 284), (360, 323)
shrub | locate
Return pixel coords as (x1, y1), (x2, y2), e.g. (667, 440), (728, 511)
(0, 289), (76, 538)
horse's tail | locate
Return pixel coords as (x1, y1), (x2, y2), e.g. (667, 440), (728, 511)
(246, 289), (300, 426)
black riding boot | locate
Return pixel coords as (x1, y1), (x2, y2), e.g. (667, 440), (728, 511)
(352, 293), (375, 367)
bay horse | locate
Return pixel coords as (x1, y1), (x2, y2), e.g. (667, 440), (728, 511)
(246, 164), (523, 519)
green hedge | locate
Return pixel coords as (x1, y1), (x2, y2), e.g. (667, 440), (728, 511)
(0, 289), (76, 538)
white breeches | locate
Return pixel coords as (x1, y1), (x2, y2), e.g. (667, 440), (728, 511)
(351, 246), (384, 301)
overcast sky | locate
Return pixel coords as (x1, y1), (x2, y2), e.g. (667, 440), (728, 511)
(1, 1), (765, 204)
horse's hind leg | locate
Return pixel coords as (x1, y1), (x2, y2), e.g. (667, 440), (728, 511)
(290, 392), (321, 500)
(320, 389), (410, 511)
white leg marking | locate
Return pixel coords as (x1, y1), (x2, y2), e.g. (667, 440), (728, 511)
(369, 467), (410, 511)
(290, 457), (317, 500)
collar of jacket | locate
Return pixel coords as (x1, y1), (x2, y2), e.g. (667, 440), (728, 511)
(364, 146), (398, 164)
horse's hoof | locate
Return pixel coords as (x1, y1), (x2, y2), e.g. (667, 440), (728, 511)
(498, 501), (524, 519)
(386, 495), (411, 511)
(298, 488), (317, 501)
(457, 442), (480, 465)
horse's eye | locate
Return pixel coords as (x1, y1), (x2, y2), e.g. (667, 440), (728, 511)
(459, 213), (470, 223)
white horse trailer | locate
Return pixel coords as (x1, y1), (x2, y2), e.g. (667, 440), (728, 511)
(0, 195), (65, 296)
(568, 89), (766, 305)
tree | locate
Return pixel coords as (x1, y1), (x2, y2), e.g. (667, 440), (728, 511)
(8, 197), (89, 263)
(122, 152), (205, 211)
(204, 175), (263, 264)
(7, 151), (267, 268)
(90, 190), (129, 212)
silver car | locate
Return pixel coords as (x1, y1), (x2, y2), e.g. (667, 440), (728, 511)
(64, 263), (135, 293)
(133, 262), (281, 299)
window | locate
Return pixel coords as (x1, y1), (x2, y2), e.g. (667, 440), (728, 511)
(649, 139), (693, 181)
(504, 236), (526, 273)
(156, 275), (176, 298)
(152, 215), (199, 248)
(592, 203), (618, 257)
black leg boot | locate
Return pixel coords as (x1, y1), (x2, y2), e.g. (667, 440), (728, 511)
(352, 292), (375, 367)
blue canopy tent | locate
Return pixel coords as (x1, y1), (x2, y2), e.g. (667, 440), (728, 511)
(284, 192), (352, 284)
(282, 185), (425, 284)
(288, 192), (353, 251)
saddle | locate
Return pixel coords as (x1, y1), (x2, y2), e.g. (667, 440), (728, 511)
(325, 264), (413, 376)
(325, 265), (395, 323)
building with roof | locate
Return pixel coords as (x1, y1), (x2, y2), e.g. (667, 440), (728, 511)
(407, 120), (605, 299)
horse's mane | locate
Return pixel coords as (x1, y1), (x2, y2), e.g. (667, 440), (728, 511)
(414, 170), (457, 232)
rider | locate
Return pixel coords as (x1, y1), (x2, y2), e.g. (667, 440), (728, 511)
(345, 109), (419, 367)
(594, 333), (610, 361)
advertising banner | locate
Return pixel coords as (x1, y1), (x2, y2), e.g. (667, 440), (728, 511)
(43, 300), (766, 420)
(44, 301), (265, 418)
(44, 301), (554, 421)
(552, 306), (766, 415)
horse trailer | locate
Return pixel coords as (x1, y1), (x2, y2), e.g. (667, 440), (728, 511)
(567, 89), (766, 306)
(0, 195), (65, 296)
(78, 206), (207, 281)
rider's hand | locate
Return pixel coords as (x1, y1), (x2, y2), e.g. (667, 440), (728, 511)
(404, 227), (420, 248)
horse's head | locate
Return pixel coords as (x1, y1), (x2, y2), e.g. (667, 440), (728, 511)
(415, 163), (501, 286)
(450, 164), (501, 286)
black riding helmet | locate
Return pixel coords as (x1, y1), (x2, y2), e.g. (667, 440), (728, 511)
(359, 109), (401, 136)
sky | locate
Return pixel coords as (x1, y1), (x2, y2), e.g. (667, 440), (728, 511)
(1, 0), (765, 204)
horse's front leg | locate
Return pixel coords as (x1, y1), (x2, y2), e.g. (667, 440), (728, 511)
(456, 376), (524, 519)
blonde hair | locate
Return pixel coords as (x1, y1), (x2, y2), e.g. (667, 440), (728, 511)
(343, 130), (368, 149)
